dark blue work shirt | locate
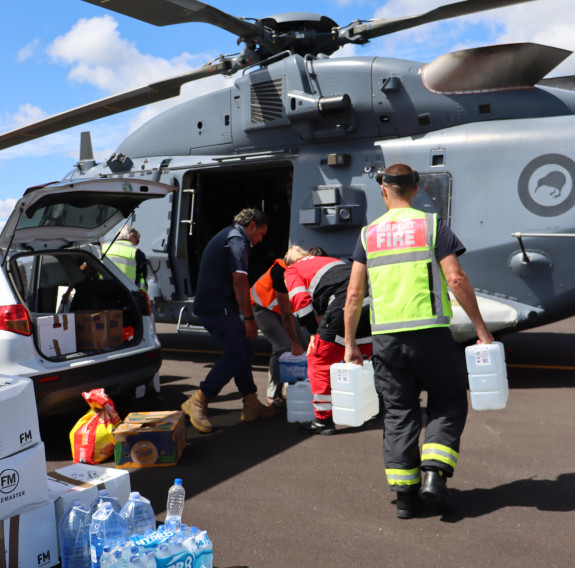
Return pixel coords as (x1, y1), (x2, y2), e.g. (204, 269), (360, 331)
(194, 224), (252, 316)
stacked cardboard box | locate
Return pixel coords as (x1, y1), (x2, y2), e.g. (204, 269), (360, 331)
(75, 309), (123, 351)
(0, 376), (58, 568)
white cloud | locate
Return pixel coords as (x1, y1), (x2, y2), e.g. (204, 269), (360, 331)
(0, 198), (17, 222)
(18, 39), (41, 63)
(47, 16), (214, 94)
(4, 103), (47, 130)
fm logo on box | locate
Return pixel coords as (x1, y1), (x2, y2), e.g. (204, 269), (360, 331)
(38, 550), (52, 566)
(20, 430), (33, 445)
(0, 469), (19, 493)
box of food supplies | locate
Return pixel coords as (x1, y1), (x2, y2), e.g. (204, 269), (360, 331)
(0, 500), (59, 568)
(113, 411), (186, 468)
(0, 375), (42, 460)
(279, 353), (308, 383)
(0, 442), (49, 520)
(37, 313), (76, 357)
(75, 309), (123, 350)
(47, 463), (130, 526)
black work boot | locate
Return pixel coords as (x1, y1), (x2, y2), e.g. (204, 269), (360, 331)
(420, 469), (452, 508)
(300, 416), (336, 435)
(396, 491), (422, 519)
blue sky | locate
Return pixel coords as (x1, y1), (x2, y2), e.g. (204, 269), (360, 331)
(1, 0), (574, 226)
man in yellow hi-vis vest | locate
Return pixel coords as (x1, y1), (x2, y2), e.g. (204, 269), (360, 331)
(344, 163), (493, 519)
(104, 226), (148, 290)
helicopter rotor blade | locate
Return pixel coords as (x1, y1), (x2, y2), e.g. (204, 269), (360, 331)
(0, 59), (231, 152)
(343, 0), (538, 44)
(539, 76), (575, 91)
(82, 0), (261, 38)
(422, 43), (572, 94)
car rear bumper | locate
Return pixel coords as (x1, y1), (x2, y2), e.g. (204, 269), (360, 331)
(32, 347), (162, 416)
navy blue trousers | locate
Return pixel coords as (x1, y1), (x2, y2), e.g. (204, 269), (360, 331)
(198, 314), (256, 398)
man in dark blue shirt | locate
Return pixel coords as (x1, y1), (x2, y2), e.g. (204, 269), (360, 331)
(182, 208), (276, 433)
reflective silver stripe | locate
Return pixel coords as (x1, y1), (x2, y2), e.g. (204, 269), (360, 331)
(386, 472), (420, 482)
(334, 334), (372, 346)
(251, 286), (263, 307)
(294, 304), (314, 318)
(268, 298), (279, 310)
(312, 393), (332, 411)
(110, 257), (133, 268)
(288, 286), (308, 300)
(367, 212), (449, 332)
(366, 249), (431, 267)
(308, 260), (344, 296)
(371, 316), (450, 332)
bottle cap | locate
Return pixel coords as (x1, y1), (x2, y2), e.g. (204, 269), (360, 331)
(174, 478), (183, 485)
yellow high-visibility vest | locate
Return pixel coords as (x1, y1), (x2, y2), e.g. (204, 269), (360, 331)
(361, 208), (452, 334)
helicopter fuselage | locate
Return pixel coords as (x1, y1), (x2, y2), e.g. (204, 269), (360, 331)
(67, 52), (575, 339)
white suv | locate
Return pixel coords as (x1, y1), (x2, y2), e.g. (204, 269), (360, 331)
(0, 177), (175, 416)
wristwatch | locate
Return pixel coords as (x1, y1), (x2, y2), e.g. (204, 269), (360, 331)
(244, 315), (255, 321)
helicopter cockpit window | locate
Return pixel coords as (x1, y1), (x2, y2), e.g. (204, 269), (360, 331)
(17, 203), (118, 230)
(413, 173), (452, 224)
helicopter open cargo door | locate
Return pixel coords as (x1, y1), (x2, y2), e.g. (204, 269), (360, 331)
(178, 162), (293, 298)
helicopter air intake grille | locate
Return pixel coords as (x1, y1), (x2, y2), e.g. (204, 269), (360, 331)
(250, 79), (284, 125)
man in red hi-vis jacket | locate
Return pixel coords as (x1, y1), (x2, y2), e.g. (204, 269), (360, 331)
(284, 245), (372, 435)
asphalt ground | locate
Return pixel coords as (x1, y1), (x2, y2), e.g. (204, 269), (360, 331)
(43, 318), (575, 568)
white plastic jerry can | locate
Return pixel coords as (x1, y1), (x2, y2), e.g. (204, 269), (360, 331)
(286, 379), (315, 423)
(465, 341), (509, 411)
(330, 361), (379, 427)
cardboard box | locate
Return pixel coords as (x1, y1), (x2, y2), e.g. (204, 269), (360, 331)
(37, 314), (77, 357)
(0, 442), (49, 520)
(0, 500), (59, 568)
(75, 310), (123, 350)
(113, 411), (186, 468)
(106, 309), (123, 347)
(0, 376), (41, 460)
(47, 463), (131, 527)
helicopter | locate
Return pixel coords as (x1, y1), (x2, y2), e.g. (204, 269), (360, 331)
(1, 0), (575, 342)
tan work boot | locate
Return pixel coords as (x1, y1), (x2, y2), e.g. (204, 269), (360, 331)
(241, 393), (277, 422)
(181, 390), (212, 433)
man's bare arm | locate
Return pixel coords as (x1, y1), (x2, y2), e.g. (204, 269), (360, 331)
(344, 261), (368, 363)
(440, 253), (493, 344)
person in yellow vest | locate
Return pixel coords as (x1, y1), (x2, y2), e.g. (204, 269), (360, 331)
(344, 163), (493, 519)
(104, 226), (148, 290)
(250, 258), (308, 407)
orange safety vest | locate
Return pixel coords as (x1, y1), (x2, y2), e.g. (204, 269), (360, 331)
(250, 259), (287, 314)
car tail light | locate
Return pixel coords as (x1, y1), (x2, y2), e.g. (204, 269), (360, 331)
(136, 290), (152, 316)
(0, 304), (32, 336)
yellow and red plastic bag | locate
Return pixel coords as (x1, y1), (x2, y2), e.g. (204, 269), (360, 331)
(70, 388), (121, 464)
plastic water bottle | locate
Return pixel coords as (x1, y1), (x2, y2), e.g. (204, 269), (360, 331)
(120, 491), (157, 537)
(59, 499), (92, 568)
(193, 531), (213, 568)
(465, 341), (509, 410)
(286, 379), (315, 423)
(90, 502), (129, 568)
(330, 361), (379, 426)
(165, 478), (186, 531)
(89, 489), (122, 516)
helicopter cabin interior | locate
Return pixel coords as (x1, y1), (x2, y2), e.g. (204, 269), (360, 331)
(176, 161), (293, 294)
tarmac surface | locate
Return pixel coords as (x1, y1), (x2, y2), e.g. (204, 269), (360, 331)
(43, 318), (575, 568)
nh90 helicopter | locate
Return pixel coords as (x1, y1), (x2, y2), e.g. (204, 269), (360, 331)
(1, 0), (574, 341)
